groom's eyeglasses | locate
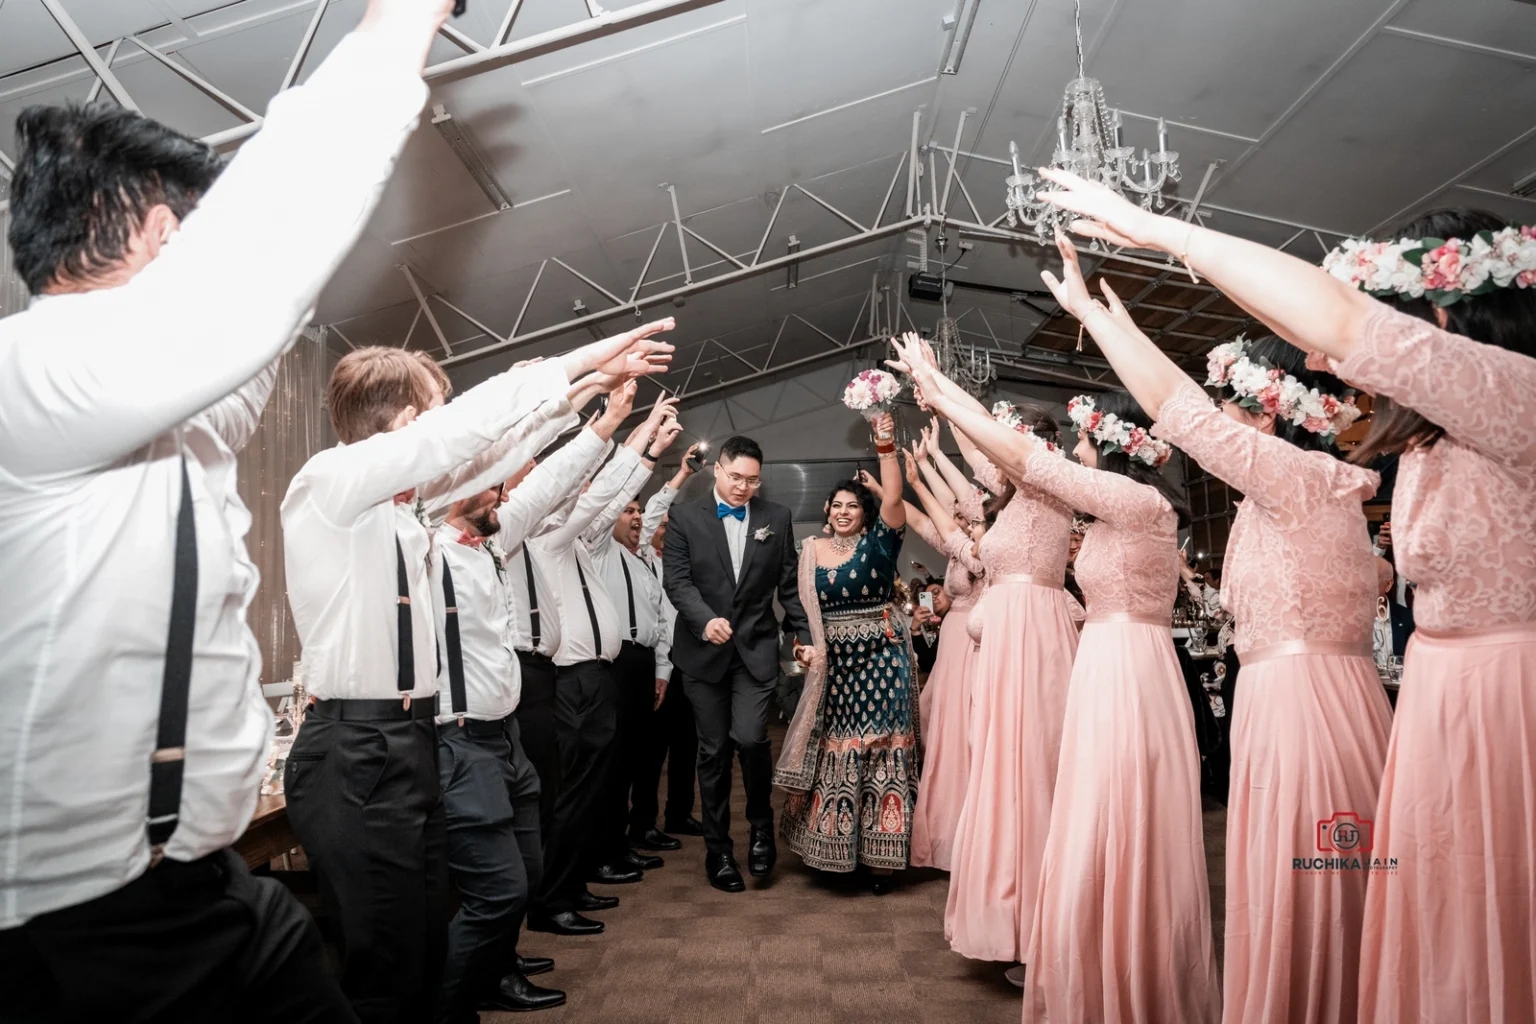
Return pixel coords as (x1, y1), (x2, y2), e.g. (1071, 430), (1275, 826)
(723, 469), (761, 490)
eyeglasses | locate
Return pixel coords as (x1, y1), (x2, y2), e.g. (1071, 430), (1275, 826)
(723, 470), (761, 489)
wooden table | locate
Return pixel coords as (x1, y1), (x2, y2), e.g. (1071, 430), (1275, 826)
(234, 793), (299, 870)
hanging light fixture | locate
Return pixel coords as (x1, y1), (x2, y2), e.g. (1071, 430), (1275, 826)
(1004, 0), (1180, 242)
(928, 235), (995, 399)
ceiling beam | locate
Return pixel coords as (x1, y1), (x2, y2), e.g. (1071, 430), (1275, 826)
(203, 0), (729, 148)
(40, 0), (139, 111)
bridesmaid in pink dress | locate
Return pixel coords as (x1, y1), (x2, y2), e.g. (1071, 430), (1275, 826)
(1041, 174), (1536, 1023)
(894, 360), (1081, 964)
(901, 447), (985, 871)
(910, 375), (1221, 1022)
(1021, 231), (1392, 1023)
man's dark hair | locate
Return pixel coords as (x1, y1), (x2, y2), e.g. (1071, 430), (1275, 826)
(717, 435), (763, 465)
(7, 102), (224, 293)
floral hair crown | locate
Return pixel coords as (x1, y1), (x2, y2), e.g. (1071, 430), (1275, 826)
(992, 400), (1061, 453)
(1322, 225), (1536, 307)
(1204, 336), (1361, 443)
(1066, 395), (1173, 468)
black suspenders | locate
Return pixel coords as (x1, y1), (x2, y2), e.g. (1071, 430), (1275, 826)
(147, 456), (197, 866)
(441, 561), (466, 724)
(620, 553), (638, 640)
(573, 557), (603, 654)
(522, 547), (542, 650)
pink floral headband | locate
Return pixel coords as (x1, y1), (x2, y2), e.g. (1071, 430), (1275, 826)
(1323, 225), (1536, 308)
(1067, 396), (1173, 468)
(1205, 337), (1360, 442)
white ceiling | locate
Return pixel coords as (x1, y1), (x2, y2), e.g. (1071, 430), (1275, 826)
(2, 0), (1535, 401)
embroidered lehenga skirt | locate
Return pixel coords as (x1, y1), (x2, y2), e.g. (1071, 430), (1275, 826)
(781, 605), (920, 871)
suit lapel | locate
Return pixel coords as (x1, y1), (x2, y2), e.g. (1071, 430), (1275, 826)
(733, 497), (767, 595)
(700, 496), (737, 584)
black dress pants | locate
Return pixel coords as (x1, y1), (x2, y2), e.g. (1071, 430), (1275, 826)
(604, 641), (657, 857)
(534, 660), (617, 913)
(682, 656), (776, 857)
(284, 701), (450, 1024)
(634, 669), (697, 834)
(436, 718), (543, 1023)
(0, 849), (355, 1024)
(513, 651), (560, 839)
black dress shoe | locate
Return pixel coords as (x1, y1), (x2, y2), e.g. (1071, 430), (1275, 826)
(705, 851), (745, 893)
(527, 911), (604, 936)
(515, 954), (554, 977)
(576, 891), (619, 911)
(479, 972), (567, 1012)
(665, 815), (705, 836)
(588, 863), (643, 885)
(870, 873), (896, 896)
(625, 849), (664, 871)
(747, 827), (777, 878)
(631, 828), (682, 851)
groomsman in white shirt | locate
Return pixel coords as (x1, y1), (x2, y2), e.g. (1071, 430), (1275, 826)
(589, 417), (687, 868)
(432, 380), (636, 1019)
(0, 2), (453, 1020)
(281, 331), (671, 1022)
(525, 393), (672, 935)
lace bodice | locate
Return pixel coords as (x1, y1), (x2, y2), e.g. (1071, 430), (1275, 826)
(1023, 447), (1178, 618)
(1153, 381), (1380, 652)
(976, 476), (1073, 581)
(1337, 307), (1536, 631)
(912, 515), (981, 610)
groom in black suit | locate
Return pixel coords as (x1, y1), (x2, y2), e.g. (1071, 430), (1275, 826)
(663, 435), (810, 892)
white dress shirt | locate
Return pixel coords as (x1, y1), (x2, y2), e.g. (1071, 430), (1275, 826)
(639, 484), (684, 682)
(590, 537), (669, 653)
(714, 487), (751, 580)
(436, 526), (520, 723)
(282, 363), (571, 702)
(502, 429), (611, 657)
(0, 31), (428, 927)
(532, 449), (649, 666)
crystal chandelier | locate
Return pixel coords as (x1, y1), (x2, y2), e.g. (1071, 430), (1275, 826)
(932, 304), (994, 399)
(1004, 0), (1180, 242)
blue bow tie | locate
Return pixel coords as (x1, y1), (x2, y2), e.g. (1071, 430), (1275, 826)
(717, 502), (746, 521)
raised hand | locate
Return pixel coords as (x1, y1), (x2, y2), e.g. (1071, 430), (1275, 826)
(358, 0), (455, 71)
(601, 380), (638, 424)
(1039, 228), (1105, 322)
(649, 415), (684, 457)
(902, 448), (921, 487)
(592, 318), (677, 379)
(870, 410), (895, 442)
(1035, 167), (1183, 254)
(856, 468), (884, 499)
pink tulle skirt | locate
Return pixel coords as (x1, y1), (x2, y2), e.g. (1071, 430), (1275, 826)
(1222, 650), (1392, 1024)
(911, 599), (977, 871)
(1023, 619), (1220, 1023)
(944, 579), (1079, 962)
(1358, 625), (1536, 1024)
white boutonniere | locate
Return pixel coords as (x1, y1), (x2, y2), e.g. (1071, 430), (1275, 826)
(753, 525), (773, 543)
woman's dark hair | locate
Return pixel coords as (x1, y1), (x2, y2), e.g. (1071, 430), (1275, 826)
(1078, 390), (1191, 528)
(982, 479), (1015, 524)
(1350, 208), (1536, 465)
(823, 478), (878, 533)
(8, 102), (224, 293)
(1219, 335), (1347, 456)
(1013, 403), (1062, 447)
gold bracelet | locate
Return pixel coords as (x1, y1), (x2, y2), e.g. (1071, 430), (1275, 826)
(1179, 222), (1200, 284)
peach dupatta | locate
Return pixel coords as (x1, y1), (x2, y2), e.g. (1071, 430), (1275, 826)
(773, 539), (827, 793)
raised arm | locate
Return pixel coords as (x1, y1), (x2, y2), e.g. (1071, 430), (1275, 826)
(418, 394), (578, 522)
(292, 360), (571, 526)
(1022, 447), (1169, 528)
(866, 411), (905, 529)
(639, 442), (697, 549)
(1336, 307), (1536, 468)
(1037, 167), (1379, 365)
(197, 357), (281, 453)
(496, 427), (608, 549)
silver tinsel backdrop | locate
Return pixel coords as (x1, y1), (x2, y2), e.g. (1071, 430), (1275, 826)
(237, 330), (333, 686)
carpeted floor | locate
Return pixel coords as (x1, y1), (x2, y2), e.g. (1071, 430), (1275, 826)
(490, 729), (1229, 1024)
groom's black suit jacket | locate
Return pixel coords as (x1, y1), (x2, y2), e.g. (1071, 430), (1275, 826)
(663, 494), (811, 684)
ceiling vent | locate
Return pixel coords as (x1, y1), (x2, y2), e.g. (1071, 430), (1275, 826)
(1512, 169), (1536, 199)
